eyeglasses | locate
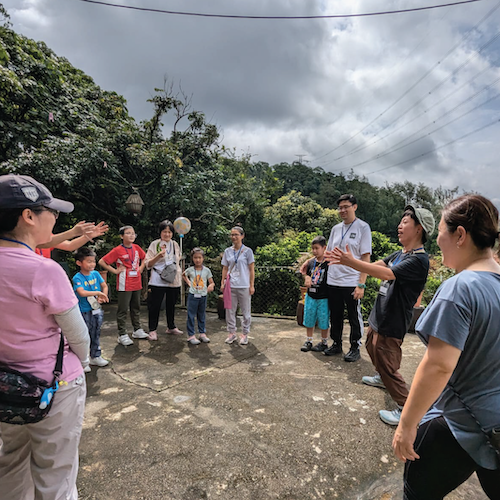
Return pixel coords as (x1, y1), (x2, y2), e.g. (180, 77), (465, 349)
(338, 204), (353, 211)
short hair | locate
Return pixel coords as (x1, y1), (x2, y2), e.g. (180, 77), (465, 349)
(75, 246), (96, 262)
(336, 194), (357, 206)
(442, 194), (499, 250)
(402, 209), (428, 244)
(0, 208), (24, 235)
(159, 220), (175, 235)
(231, 226), (245, 235)
(191, 247), (204, 258)
(311, 235), (327, 247)
(119, 225), (134, 235)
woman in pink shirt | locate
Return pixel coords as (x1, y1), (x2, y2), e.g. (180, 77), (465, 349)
(0, 174), (90, 500)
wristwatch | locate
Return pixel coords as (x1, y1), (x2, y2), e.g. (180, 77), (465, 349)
(357, 283), (366, 289)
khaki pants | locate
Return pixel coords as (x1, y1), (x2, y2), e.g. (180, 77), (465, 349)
(365, 327), (409, 406)
(0, 374), (86, 500)
(117, 289), (142, 336)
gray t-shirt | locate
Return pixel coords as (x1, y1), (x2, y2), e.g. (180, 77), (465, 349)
(184, 266), (213, 296)
(416, 270), (500, 469)
(221, 245), (255, 288)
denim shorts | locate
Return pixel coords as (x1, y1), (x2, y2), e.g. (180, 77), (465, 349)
(303, 295), (329, 330)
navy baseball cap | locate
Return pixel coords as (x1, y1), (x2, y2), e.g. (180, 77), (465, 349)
(0, 174), (74, 213)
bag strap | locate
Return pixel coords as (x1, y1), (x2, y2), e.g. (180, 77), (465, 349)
(448, 382), (500, 460)
(51, 333), (64, 385)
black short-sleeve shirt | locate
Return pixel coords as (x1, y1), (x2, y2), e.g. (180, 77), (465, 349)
(306, 260), (329, 300)
(368, 249), (430, 339)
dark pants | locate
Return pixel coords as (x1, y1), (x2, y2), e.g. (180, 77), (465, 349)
(186, 294), (207, 337)
(117, 290), (141, 336)
(327, 285), (363, 349)
(148, 286), (180, 331)
(81, 309), (104, 358)
(365, 326), (408, 406)
(404, 416), (500, 500)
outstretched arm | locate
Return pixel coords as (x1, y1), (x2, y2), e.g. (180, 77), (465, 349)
(325, 244), (395, 281)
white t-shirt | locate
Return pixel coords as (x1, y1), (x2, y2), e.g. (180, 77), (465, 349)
(221, 245), (255, 288)
(326, 218), (372, 287)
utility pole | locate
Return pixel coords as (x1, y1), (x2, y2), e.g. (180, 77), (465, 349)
(295, 154), (307, 164)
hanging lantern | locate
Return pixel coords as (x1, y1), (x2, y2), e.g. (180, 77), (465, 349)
(125, 191), (144, 215)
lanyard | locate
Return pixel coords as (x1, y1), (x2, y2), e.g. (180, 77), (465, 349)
(121, 244), (136, 269)
(340, 219), (356, 247)
(0, 237), (33, 252)
(391, 247), (424, 267)
(233, 245), (244, 265)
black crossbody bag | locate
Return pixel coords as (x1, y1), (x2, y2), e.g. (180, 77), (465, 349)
(0, 333), (64, 425)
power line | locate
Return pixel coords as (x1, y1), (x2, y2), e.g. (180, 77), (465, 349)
(76, 0), (485, 20)
(363, 116), (500, 176)
(312, 0), (500, 162)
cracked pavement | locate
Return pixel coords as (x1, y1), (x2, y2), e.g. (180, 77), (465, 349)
(78, 304), (488, 500)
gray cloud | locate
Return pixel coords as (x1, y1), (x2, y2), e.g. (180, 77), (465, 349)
(4, 0), (500, 202)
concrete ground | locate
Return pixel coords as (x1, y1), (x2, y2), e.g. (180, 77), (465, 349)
(78, 305), (488, 500)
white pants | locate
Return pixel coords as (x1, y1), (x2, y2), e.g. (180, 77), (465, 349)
(0, 374), (86, 500)
(226, 287), (252, 334)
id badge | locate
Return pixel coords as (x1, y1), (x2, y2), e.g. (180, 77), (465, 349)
(92, 307), (102, 316)
(309, 288), (316, 293)
(232, 270), (240, 278)
(194, 293), (202, 299)
(379, 281), (389, 296)
(165, 260), (173, 266)
(129, 270), (138, 277)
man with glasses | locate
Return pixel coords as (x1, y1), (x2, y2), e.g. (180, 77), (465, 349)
(324, 194), (372, 362)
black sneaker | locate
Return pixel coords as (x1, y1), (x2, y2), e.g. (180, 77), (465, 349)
(300, 341), (313, 352)
(311, 342), (328, 352)
(344, 348), (361, 362)
(323, 343), (342, 356)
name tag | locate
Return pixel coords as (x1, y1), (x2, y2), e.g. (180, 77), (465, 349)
(92, 308), (101, 316)
(129, 270), (138, 277)
(379, 281), (389, 296)
(194, 293), (202, 299)
(165, 260), (173, 266)
(309, 288), (316, 293)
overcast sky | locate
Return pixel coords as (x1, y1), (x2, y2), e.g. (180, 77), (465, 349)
(4, 0), (500, 204)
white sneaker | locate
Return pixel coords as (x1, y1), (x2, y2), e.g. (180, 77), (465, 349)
(132, 328), (148, 339)
(362, 373), (386, 389)
(118, 334), (134, 346)
(83, 365), (91, 373)
(187, 336), (201, 345)
(225, 333), (237, 344)
(379, 406), (403, 426)
(90, 356), (109, 367)
(239, 334), (249, 345)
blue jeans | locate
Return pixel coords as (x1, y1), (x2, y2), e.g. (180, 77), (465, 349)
(186, 294), (207, 337)
(81, 309), (104, 358)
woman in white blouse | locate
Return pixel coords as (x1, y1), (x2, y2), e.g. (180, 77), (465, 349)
(145, 220), (183, 340)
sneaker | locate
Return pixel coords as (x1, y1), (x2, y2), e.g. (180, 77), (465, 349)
(225, 333), (237, 344)
(90, 356), (109, 367)
(199, 334), (210, 343)
(187, 336), (201, 345)
(83, 365), (91, 373)
(132, 328), (149, 339)
(239, 334), (249, 345)
(323, 343), (342, 356)
(379, 406), (403, 426)
(311, 341), (328, 352)
(118, 334), (134, 346)
(344, 348), (361, 362)
(362, 373), (386, 388)
(166, 327), (184, 335)
(148, 331), (158, 341)
(300, 341), (313, 352)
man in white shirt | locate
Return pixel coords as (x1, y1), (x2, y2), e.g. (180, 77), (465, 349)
(324, 194), (372, 362)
